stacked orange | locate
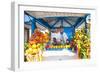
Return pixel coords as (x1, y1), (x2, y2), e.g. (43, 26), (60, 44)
(29, 29), (49, 44)
(25, 28), (50, 62)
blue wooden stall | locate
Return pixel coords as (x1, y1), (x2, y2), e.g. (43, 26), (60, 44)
(24, 11), (90, 41)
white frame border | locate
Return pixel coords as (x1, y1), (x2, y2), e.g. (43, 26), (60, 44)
(11, 2), (97, 71)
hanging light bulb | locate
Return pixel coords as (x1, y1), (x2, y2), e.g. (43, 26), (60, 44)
(86, 14), (91, 24)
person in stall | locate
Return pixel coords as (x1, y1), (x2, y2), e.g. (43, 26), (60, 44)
(51, 27), (68, 45)
(59, 27), (68, 44)
(51, 29), (61, 45)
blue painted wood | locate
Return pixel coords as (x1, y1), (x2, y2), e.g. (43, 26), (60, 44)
(61, 19), (63, 27)
(63, 27), (73, 40)
(36, 19), (51, 29)
(84, 14), (89, 33)
(31, 18), (36, 34)
(51, 19), (60, 28)
(75, 19), (85, 28)
(63, 18), (73, 26)
(72, 26), (75, 37)
(74, 17), (84, 28)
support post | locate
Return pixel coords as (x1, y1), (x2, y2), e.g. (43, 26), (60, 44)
(31, 18), (36, 34)
(61, 18), (63, 27)
(84, 16), (87, 33)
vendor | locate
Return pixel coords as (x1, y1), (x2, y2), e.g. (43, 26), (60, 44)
(51, 29), (61, 44)
(51, 27), (68, 45)
(60, 27), (68, 44)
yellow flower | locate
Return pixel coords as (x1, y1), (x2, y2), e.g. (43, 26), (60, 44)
(25, 48), (33, 55)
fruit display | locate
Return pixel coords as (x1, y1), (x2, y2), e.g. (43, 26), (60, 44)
(24, 22), (91, 61)
(25, 43), (45, 62)
(29, 28), (50, 44)
(45, 44), (70, 49)
(24, 28), (50, 62)
(73, 26), (90, 59)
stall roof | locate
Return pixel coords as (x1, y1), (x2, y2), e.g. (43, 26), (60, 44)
(26, 11), (85, 18)
(24, 11), (89, 29)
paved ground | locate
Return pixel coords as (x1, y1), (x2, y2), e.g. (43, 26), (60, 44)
(42, 49), (78, 61)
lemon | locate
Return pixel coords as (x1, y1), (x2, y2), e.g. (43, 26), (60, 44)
(32, 44), (37, 49)
(33, 49), (38, 54)
(65, 45), (70, 48)
(25, 48), (33, 55)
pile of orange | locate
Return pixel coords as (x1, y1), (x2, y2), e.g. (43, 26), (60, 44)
(25, 28), (50, 62)
(29, 28), (49, 44)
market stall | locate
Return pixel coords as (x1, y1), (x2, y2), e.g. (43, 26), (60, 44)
(24, 11), (91, 62)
